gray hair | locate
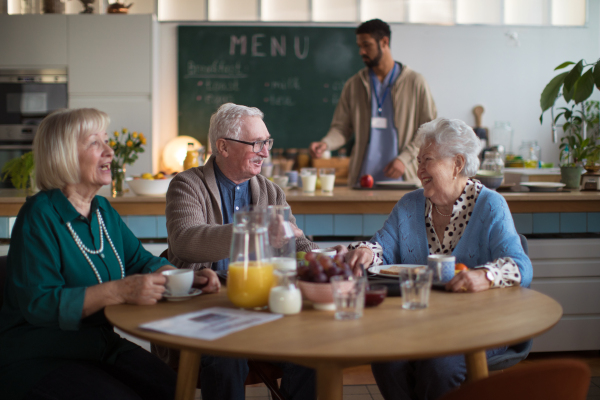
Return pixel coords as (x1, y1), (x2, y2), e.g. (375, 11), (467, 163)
(208, 103), (264, 154)
(34, 108), (110, 191)
(416, 118), (482, 177)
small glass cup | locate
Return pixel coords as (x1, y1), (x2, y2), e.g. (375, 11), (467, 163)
(399, 267), (433, 310)
(330, 276), (367, 320)
(319, 168), (336, 193)
(300, 167), (317, 193)
(365, 284), (388, 307)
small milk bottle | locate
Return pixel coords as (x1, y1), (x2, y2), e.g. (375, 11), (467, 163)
(269, 270), (302, 315)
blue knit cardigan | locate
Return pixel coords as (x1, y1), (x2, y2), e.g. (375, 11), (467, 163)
(371, 187), (533, 287)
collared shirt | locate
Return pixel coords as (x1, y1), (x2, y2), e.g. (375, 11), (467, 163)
(359, 62), (402, 183)
(212, 162), (252, 271)
(0, 189), (169, 399)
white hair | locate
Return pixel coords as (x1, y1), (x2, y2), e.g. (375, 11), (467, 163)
(208, 103), (264, 154)
(416, 118), (482, 177)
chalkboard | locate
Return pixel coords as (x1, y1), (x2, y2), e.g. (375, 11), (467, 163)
(178, 26), (365, 149)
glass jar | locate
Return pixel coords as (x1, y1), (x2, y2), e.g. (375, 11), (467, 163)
(491, 122), (514, 155)
(518, 141), (541, 168)
(228, 207), (274, 309)
(481, 151), (504, 174)
(268, 270), (302, 315)
(267, 205), (296, 272)
(111, 164), (125, 197)
(183, 143), (199, 170)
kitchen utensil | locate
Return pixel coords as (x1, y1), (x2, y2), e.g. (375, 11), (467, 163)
(472, 105), (488, 147)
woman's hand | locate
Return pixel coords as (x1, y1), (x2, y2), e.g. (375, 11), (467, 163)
(345, 247), (373, 276)
(445, 269), (491, 293)
(118, 273), (167, 305)
(194, 268), (221, 293)
(332, 244), (348, 257)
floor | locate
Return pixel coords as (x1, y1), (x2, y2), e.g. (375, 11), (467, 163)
(192, 351), (600, 400)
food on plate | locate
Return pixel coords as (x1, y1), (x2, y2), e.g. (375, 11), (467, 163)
(455, 263), (468, 275)
(297, 251), (352, 283)
(360, 174), (374, 188)
(380, 265), (404, 275)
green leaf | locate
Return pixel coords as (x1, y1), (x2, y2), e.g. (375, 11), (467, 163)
(573, 69), (595, 104)
(563, 83), (575, 103)
(540, 72), (568, 113)
(555, 61), (575, 70)
(594, 62), (600, 90)
(563, 60), (584, 93)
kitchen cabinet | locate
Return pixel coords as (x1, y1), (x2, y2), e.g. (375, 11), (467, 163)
(0, 15), (68, 67)
(67, 15), (152, 94)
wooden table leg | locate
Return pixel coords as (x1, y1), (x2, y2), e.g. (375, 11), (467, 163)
(175, 350), (201, 400)
(315, 363), (344, 400)
(465, 350), (489, 383)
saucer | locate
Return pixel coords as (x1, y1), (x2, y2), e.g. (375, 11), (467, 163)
(163, 288), (202, 302)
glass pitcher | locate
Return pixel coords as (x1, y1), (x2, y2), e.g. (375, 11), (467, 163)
(518, 141), (541, 168)
(267, 205), (297, 272)
(491, 122), (514, 155)
(268, 270), (302, 315)
(481, 151), (504, 174)
(227, 207), (275, 309)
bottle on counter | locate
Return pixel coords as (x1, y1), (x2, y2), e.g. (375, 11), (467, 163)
(183, 143), (199, 170)
(269, 270), (302, 315)
(481, 151), (504, 174)
(297, 149), (311, 170)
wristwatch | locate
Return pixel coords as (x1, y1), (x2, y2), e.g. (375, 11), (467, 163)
(483, 268), (494, 286)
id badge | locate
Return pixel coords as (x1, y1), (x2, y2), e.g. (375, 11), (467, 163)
(371, 117), (387, 129)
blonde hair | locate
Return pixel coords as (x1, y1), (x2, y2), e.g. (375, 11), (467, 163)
(34, 108), (110, 191)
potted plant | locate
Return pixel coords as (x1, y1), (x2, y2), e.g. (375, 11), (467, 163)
(540, 58), (600, 188)
(1, 151), (36, 193)
(109, 128), (146, 196)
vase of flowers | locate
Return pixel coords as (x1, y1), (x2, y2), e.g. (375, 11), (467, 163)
(109, 128), (146, 196)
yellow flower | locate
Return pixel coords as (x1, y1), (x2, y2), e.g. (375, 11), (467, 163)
(132, 132), (138, 138)
(109, 140), (116, 147)
(126, 140), (133, 147)
(122, 128), (128, 134)
(139, 133), (145, 141)
(113, 130), (119, 137)
(140, 137), (147, 145)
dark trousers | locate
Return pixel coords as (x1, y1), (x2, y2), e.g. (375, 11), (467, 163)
(200, 354), (316, 400)
(24, 347), (176, 400)
(371, 347), (507, 400)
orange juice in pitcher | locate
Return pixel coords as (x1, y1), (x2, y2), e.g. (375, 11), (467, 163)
(228, 262), (275, 309)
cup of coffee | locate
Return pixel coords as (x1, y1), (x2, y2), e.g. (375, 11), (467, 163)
(162, 269), (194, 296)
(427, 255), (456, 284)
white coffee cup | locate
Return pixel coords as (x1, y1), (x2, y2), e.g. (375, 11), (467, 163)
(162, 269), (194, 296)
(273, 175), (289, 188)
(311, 248), (337, 257)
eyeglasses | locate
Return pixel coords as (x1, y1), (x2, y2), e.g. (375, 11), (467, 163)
(224, 138), (274, 153)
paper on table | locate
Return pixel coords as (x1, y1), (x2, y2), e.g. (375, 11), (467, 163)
(139, 307), (283, 341)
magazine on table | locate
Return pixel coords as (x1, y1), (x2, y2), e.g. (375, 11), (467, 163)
(139, 307), (283, 341)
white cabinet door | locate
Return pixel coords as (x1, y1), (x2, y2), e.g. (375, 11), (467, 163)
(0, 15), (67, 67)
(69, 95), (152, 177)
(67, 15), (152, 94)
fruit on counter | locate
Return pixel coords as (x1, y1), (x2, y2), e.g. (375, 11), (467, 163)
(360, 174), (374, 188)
(454, 263), (469, 275)
(297, 250), (353, 283)
(141, 173), (154, 180)
(134, 172), (169, 180)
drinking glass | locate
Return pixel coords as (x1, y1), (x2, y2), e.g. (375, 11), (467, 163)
(319, 168), (336, 193)
(399, 267), (433, 310)
(267, 205), (296, 272)
(300, 168), (317, 193)
(228, 207), (274, 309)
(331, 276), (367, 320)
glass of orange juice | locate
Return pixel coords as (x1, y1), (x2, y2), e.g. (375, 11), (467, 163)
(227, 207), (275, 309)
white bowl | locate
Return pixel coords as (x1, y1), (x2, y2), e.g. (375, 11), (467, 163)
(127, 177), (173, 196)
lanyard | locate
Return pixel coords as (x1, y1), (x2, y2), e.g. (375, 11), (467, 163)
(371, 63), (397, 116)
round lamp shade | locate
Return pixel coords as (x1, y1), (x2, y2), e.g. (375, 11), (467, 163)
(162, 136), (203, 173)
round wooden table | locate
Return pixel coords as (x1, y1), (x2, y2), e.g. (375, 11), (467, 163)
(105, 287), (562, 400)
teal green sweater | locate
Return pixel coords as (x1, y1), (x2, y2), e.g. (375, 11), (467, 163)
(0, 189), (171, 399)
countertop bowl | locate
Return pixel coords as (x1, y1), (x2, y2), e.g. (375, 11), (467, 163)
(127, 177), (173, 196)
(297, 280), (334, 310)
(475, 170), (504, 190)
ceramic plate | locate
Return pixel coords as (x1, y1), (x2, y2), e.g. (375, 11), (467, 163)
(367, 264), (426, 279)
(520, 182), (566, 192)
(163, 288), (202, 302)
(375, 181), (422, 189)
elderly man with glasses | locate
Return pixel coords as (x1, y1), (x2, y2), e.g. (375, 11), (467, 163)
(154, 103), (318, 400)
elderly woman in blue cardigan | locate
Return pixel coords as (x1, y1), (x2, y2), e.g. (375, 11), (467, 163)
(345, 117), (533, 400)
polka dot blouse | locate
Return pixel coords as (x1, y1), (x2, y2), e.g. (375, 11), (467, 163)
(349, 179), (522, 288)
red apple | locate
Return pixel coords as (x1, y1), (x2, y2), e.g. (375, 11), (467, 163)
(360, 174), (374, 188)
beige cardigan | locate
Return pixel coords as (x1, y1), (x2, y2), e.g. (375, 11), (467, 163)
(321, 64), (437, 186)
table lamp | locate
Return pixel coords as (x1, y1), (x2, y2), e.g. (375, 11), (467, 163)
(162, 136), (203, 173)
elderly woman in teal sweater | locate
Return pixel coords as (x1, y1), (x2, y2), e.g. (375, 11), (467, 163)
(0, 109), (211, 400)
(345, 117), (533, 400)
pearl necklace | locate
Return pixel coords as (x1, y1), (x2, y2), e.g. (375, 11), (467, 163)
(434, 204), (453, 217)
(66, 209), (124, 284)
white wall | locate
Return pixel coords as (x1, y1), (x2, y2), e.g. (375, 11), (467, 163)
(155, 1), (600, 168)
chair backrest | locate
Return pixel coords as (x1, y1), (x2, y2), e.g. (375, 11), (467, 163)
(440, 359), (590, 400)
(0, 255), (7, 309)
(519, 233), (529, 255)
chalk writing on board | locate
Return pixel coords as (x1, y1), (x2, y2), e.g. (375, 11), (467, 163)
(196, 94), (236, 105)
(185, 61), (247, 79)
(230, 35), (309, 59)
(265, 78), (301, 91)
(198, 80), (241, 92)
(264, 95), (295, 106)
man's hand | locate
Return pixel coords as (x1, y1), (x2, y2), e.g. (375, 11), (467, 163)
(383, 159), (405, 179)
(309, 142), (328, 158)
(194, 269), (221, 293)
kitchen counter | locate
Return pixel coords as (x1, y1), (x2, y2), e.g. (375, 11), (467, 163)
(1, 187), (600, 216)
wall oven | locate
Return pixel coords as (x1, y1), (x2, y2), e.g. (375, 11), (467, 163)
(0, 69), (67, 188)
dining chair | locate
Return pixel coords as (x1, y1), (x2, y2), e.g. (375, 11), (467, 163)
(439, 359), (591, 400)
(157, 248), (286, 399)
